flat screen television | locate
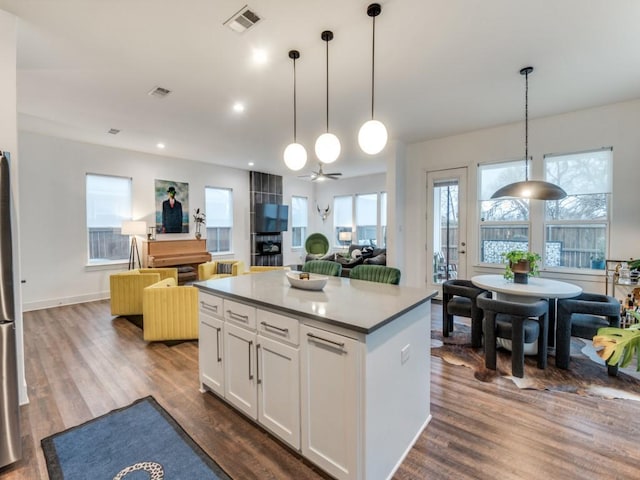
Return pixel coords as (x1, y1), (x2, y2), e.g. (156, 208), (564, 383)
(255, 203), (289, 233)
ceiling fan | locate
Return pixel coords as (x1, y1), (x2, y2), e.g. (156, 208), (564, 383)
(299, 163), (342, 181)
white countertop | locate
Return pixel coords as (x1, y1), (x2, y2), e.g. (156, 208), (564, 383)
(194, 270), (436, 334)
(471, 274), (582, 299)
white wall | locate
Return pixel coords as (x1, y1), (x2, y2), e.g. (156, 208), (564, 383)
(18, 132), (253, 310)
(401, 99), (640, 293)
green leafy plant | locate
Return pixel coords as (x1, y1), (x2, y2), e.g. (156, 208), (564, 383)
(502, 250), (541, 280)
(593, 311), (640, 371)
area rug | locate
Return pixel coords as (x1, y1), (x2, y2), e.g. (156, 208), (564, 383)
(42, 396), (232, 480)
(432, 324), (640, 402)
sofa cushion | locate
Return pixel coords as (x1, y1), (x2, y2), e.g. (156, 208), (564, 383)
(364, 253), (387, 265)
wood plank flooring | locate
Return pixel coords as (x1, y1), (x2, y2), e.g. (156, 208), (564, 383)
(1, 300), (639, 479)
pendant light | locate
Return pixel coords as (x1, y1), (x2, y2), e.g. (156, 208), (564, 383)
(314, 30), (341, 164)
(358, 3), (388, 155)
(491, 67), (567, 200)
(283, 49), (308, 171)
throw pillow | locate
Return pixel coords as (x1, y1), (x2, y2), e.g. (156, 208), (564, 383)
(216, 263), (233, 274)
(351, 249), (362, 259)
(361, 246), (374, 258)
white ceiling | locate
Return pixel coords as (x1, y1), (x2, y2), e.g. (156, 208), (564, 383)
(2, 0), (640, 179)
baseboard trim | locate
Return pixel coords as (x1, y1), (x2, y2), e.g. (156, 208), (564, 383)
(23, 291), (109, 312)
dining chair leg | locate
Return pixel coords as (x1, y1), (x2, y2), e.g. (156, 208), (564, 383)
(483, 312), (497, 371)
(555, 308), (572, 370)
(471, 314), (483, 349)
(511, 317), (525, 378)
(537, 312), (549, 370)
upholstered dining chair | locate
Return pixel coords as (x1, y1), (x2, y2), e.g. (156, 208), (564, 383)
(349, 265), (401, 285)
(476, 291), (549, 378)
(302, 259), (342, 277)
(198, 260), (245, 280)
(556, 293), (620, 373)
(442, 279), (487, 348)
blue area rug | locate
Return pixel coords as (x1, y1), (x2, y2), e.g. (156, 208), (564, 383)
(41, 396), (232, 480)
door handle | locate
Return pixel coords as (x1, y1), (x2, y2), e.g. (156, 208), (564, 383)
(256, 343), (262, 385)
(248, 340), (254, 380)
(215, 327), (222, 362)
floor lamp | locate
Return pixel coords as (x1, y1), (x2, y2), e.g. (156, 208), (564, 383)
(122, 221), (147, 270)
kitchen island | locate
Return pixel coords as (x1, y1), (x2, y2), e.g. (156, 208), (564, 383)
(195, 270), (436, 480)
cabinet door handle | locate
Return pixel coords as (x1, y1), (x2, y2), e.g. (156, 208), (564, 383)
(227, 310), (249, 322)
(248, 340), (254, 380)
(256, 343), (262, 385)
(260, 321), (289, 334)
(307, 332), (345, 350)
(215, 327), (222, 363)
(200, 302), (219, 314)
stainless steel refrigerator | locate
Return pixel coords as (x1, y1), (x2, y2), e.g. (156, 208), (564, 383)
(0, 151), (21, 468)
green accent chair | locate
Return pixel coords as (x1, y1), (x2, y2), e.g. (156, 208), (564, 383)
(349, 265), (401, 285)
(302, 260), (342, 277)
(305, 233), (330, 258)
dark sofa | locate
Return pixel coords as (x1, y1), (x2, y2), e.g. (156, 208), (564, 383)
(307, 244), (387, 278)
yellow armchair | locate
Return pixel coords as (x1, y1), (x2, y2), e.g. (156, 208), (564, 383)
(142, 277), (198, 341)
(198, 260), (245, 280)
(110, 268), (178, 316)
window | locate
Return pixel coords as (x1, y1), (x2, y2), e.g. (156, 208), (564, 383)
(205, 187), (233, 253)
(544, 148), (612, 269)
(333, 192), (387, 247)
(86, 174), (131, 263)
(478, 160), (530, 263)
(333, 195), (353, 246)
(291, 196), (308, 248)
(356, 194), (377, 245)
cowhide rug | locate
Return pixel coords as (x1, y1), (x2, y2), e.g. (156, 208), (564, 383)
(432, 324), (640, 401)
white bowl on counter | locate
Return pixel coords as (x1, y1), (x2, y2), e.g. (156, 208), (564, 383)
(286, 271), (328, 291)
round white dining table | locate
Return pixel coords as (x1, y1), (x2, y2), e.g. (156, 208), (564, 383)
(471, 274), (583, 351)
(471, 274), (582, 303)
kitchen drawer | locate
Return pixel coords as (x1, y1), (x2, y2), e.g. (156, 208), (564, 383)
(223, 298), (256, 330)
(199, 292), (223, 318)
(257, 309), (300, 346)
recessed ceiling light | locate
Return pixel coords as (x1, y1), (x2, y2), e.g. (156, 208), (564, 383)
(253, 48), (268, 64)
(233, 102), (245, 113)
(156, 143), (165, 149)
(248, 162), (255, 166)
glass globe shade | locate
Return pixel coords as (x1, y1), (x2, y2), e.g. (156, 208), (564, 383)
(283, 142), (307, 171)
(314, 132), (341, 164)
(358, 119), (388, 155)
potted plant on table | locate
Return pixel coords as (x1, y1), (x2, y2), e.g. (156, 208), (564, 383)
(502, 250), (541, 284)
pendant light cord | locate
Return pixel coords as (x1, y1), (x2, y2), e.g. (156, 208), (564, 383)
(371, 14), (376, 119)
(325, 38), (329, 132)
(293, 56), (298, 142)
(524, 68), (529, 181)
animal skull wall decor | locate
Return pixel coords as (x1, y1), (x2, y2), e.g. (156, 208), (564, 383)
(317, 204), (331, 222)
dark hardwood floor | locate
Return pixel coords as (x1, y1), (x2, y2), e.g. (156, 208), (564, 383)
(2, 300), (639, 479)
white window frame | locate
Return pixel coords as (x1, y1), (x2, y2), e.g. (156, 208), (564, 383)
(291, 196), (308, 249)
(205, 186), (233, 254)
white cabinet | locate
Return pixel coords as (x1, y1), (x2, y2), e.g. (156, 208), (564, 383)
(199, 293), (224, 396)
(300, 324), (360, 480)
(224, 322), (258, 418)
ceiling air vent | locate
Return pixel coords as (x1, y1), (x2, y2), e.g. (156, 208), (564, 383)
(224, 5), (261, 33)
(108, 128), (120, 135)
(148, 86), (172, 98)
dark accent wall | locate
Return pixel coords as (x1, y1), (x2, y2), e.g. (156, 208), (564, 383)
(250, 171), (283, 267)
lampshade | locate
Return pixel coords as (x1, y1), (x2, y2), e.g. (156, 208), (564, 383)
(490, 180), (567, 200)
(358, 120), (388, 155)
(121, 221), (147, 235)
(315, 133), (341, 164)
(491, 66), (567, 201)
(338, 231), (352, 242)
(315, 30), (341, 165)
(284, 142), (307, 171)
(359, 3), (388, 156)
(284, 49), (307, 171)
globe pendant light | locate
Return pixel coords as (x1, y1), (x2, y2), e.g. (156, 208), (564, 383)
(283, 50), (307, 171)
(314, 30), (340, 164)
(358, 3), (388, 155)
(491, 67), (567, 200)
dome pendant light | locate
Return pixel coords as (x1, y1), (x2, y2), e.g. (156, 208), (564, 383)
(491, 67), (566, 200)
(283, 50), (307, 171)
(314, 30), (340, 164)
(358, 3), (388, 155)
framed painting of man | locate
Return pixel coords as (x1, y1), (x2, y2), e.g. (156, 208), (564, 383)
(155, 179), (189, 234)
